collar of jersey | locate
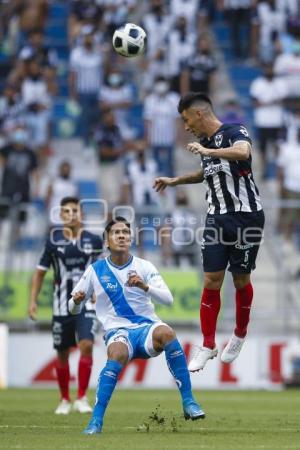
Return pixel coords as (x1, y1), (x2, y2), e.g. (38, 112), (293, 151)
(107, 255), (133, 270)
(208, 123), (225, 140)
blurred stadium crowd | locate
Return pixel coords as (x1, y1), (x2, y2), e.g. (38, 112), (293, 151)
(0, 0), (300, 267)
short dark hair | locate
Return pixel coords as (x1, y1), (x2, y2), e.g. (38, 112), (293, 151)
(103, 216), (131, 240)
(177, 92), (213, 114)
(60, 196), (80, 207)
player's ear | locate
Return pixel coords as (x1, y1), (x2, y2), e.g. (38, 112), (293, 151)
(196, 108), (202, 120)
(104, 239), (109, 251)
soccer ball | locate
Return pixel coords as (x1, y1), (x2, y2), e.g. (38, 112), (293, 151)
(112, 23), (146, 58)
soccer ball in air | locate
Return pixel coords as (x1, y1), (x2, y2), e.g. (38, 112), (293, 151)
(112, 23), (146, 58)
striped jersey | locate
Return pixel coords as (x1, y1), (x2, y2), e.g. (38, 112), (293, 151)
(200, 123), (262, 215)
(69, 45), (103, 94)
(37, 229), (102, 316)
(71, 255), (169, 332)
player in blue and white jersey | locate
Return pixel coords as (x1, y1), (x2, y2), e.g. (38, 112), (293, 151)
(69, 216), (205, 435)
(154, 93), (265, 372)
(29, 197), (102, 415)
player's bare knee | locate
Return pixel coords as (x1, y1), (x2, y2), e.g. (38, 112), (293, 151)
(204, 271), (224, 290)
(57, 349), (69, 363)
(107, 342), (128, 365)
(232, 273), (250, 290)
(78, 339), (93, 356)
(153, 325), (176, 349)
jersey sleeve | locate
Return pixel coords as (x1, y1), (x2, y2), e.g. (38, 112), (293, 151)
(143, 261), (173, 306)
(71, 265), (94, 300)
(230, 125), (252, 147)
(37, 238), (52, 271)
(143, 261), (167, 289)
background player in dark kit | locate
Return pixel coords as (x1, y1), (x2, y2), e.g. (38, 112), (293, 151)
(29, 196), (102, 414)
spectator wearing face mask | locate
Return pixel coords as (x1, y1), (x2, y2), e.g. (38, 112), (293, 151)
(0, 127), (39, 226)
(0, 83), (25, 142)
(250, 63), (288, 179)
(252, 0), (287, 63)
(180, 36), (218, 96)
(123, 139), (160, 209)
(143, 76), (180, 177)
(69, 0), (105, 43)
(142, 0), (173, 90)
(219, 99), (246, 125)
(19, 28), (59, 95)
(169, 190), (198, 267)
(218, 0), (253, 60)
(69, 27), (103, 149)
(93, 108), (124, 208)
(46, 161), (78, 224)
(99, 69), (134, 140)
(166, 16), (195, 93)
(21, 59), (52, 155)
(170, 0), (202, 32)
(274, 41), (300, 98)
(122, 139), (162, 256)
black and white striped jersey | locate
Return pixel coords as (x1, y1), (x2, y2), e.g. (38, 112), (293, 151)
(37, 229), (102, 316)
(200, 124), (262, 215)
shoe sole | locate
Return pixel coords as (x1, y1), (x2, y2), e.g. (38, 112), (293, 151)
(189, 352), (218, 373)
(184, 413), (206, 421)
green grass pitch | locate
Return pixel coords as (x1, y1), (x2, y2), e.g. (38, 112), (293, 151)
(0, 389), (299, 449)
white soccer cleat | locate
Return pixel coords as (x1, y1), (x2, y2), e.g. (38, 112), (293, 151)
(54, 399), (72, 415)
(221, 333), (245, 364)
(73, 396), (93, 413)
(188, 346), (218, 372)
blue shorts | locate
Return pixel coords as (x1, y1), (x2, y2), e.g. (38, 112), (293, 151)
(202, 210), (265, 273)
(52, 310), (98, 350)
(104, 322), (168, 360)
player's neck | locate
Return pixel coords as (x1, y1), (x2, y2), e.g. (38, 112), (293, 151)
(205, 119), (223, 139)
(63, 225), (81, 241)
(109, 252), (131, 267)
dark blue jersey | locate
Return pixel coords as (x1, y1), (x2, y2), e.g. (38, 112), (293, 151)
(37, 229), (102, 316)
(199, 123), (262, 214)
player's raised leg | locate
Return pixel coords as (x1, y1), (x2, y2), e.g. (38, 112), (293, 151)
(188, 271), (224, 372)
(152, 325), (205, 420)
(83, 342), (127, 434)
(55, 349), (72, 415)
(221, 273), (252, 363)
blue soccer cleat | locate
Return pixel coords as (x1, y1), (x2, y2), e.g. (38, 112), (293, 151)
(183, 400), (206, 421)
(82, 417), (103, 435)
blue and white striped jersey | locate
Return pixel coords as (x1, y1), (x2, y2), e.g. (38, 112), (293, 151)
(70, 255), (171, 332)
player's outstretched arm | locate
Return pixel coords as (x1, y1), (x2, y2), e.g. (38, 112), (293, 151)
(29, 269), (47, 320)
(153, 170), (204, 192)
(187, 141), (250, 161)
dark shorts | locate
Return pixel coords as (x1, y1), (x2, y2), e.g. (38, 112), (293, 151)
(256, 127), (281, 154)
(202, 210), (265, 273)
(52, 310), (98, 350)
